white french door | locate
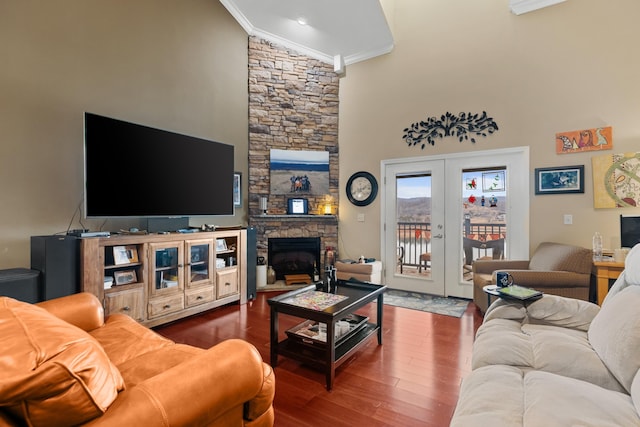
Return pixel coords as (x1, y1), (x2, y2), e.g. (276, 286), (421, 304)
(383, 160), (446, 295)
(381, 147), (530, 298)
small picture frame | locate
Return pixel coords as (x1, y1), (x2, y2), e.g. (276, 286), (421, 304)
(233, 172), (242, 208)
(534, 165), (584, 195)
(287, 198), (309, 214)
(113, 245), (138, 265)
(114, 270), (137, 285)
(216, 238), (228, 251)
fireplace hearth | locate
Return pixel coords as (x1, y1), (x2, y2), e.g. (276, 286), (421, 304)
(268, 237), (321, 280)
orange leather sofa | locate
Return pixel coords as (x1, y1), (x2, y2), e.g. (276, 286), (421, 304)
(0, 292), (275, 427)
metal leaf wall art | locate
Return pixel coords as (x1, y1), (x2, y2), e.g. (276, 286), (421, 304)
(403, 111), (499, 149)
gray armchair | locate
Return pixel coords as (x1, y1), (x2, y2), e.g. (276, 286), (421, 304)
(472, 241), (593, 313)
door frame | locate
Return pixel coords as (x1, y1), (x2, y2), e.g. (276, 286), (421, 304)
(380, 146), (530, 299)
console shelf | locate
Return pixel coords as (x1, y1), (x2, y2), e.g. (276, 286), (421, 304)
(80, 230), (247, 327)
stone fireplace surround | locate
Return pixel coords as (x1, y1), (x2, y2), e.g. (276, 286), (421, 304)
(247, 37), (339, 268)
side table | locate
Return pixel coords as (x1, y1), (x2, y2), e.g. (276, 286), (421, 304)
(483, 284), (542, 308)
(482, 285), (501, 309)
(591, 261), (625, 306)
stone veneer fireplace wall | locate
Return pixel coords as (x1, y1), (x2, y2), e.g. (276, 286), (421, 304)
(247, 36), (340, 266)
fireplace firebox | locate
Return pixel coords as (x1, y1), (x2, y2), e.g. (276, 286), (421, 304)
(268, 237), (321, 281)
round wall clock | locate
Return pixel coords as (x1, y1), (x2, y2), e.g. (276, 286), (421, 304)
(346, 171), (378, 206)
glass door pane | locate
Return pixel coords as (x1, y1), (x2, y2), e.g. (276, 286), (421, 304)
(396, 174), (432, 278)
(461, 167), (507, 282)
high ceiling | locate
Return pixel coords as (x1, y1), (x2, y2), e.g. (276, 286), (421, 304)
(218, 0), (394, 70)
(219, 0), (567, 72)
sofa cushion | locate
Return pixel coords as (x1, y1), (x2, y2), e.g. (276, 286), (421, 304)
(0, 297), (125, 427)
(633, 370), (640, 418)
(589, 285), (640, 394)
(116, 344), (203, 387)
(524, 370), (640, 426)
(89, 313), (175, 367)
(528, 242), (591, 273)
(452, 366), (640, 427)
(473, 319), (625, 392)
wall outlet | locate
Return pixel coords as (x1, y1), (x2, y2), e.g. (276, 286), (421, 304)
(357, 213), (365, 222)
(563, 214), (573, 225)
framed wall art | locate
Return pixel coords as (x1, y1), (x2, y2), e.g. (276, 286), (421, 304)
(556, 126), (613, 154)
(233, 172), (241, 207)
(592, 152), (640, 208)
(534, 165), (584, 195)
(269, 149), (329, 195)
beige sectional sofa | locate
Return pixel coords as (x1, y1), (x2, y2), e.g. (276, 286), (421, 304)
(451, 244), (640, 426)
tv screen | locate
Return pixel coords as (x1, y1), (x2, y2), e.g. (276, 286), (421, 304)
(621, 215), (640, 249)
(84, 112), (234, 218)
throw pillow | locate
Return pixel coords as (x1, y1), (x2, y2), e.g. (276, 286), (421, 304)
(0, 297), (125, 426)
(588, 286), (640, 393)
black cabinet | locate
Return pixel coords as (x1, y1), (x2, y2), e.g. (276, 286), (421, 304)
(31, 235), (80, 301)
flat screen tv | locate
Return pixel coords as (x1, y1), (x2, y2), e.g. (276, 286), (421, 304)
(621, 215), (640, 249)
(84, 112), (234, 218)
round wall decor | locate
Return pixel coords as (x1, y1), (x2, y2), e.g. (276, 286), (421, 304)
(346, 171), (378, 206)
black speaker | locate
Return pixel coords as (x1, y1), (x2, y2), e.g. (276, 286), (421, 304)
(0, 268), (40, 303)
(31, 235), (80, 301)
(246, 227), (257, 300)
(145, 217), (189, 233)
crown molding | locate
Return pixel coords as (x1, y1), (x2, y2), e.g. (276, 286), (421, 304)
(510, 0), (567, 15)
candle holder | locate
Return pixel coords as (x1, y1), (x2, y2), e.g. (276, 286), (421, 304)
(259, 196), (268, 215)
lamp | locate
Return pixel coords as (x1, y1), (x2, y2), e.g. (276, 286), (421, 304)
(323, 202), (332, 215)
(322, 195), (334, 215)
(259, 196), (268, 215)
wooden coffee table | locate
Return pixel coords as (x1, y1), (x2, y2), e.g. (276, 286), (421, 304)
(268, 280), (386, 390)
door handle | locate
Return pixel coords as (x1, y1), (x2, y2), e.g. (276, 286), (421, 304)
(433, 234), (444, 239)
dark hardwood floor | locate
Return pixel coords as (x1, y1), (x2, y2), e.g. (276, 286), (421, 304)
(154, 291), (484, 427)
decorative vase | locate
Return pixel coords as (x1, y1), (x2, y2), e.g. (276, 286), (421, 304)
(267, 265), (276, 285)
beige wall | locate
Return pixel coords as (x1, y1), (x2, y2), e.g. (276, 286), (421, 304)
(338, 0), (640, 260)
(0, 0), (248, 268)
(3, 0), (640, 270)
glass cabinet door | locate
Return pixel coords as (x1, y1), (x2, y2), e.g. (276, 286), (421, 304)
(149, 242), (184, 296)
(186, 239), (214, 288)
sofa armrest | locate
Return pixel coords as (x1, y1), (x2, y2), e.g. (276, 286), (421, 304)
(36, 292), (104, 332)
(86, 339), (273, 426)
(472, 259), (529, 275)
(506, 270), (590, 288)
(524, 294), (600, 331)
(485, 294), (600, 331)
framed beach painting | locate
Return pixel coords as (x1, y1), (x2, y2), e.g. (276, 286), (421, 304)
(270, 149), (329, 195)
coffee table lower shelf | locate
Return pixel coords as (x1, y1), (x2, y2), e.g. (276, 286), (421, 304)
(268, 280), (386, 390)
(276, 322), (379, 370)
